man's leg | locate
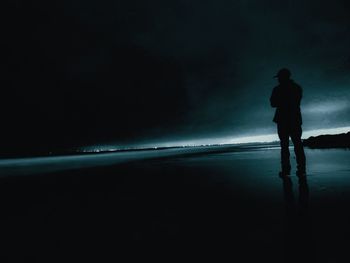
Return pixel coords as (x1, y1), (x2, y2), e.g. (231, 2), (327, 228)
(278, 124), (291, 174)
(291, 125), (306, 175)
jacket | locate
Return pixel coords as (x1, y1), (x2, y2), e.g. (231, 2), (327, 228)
(270, 80), (303, 125)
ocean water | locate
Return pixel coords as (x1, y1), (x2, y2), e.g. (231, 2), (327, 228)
(2, 143), (350, 187)
(0, 144), (281, 177)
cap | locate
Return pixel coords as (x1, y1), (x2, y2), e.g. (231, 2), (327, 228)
(273, 68), (291, 79)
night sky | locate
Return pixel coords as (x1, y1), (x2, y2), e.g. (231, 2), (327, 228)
(2, 0), (350, 153)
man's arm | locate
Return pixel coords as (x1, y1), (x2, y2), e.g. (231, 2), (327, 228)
(292, 83), (302, 106)
(297, 85), (303, 105)
(270, 87), (280, 108)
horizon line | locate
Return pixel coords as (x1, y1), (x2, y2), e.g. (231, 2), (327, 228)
(81, 126), (350, 153)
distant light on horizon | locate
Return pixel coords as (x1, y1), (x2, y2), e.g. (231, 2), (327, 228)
(226, 134), (278, 144)
(81, 126), (350, 153)
(152, 126), (350, 148)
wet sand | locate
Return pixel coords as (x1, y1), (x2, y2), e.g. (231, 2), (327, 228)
(1, 146), (350, 262)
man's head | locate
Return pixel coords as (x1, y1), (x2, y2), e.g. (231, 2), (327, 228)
(274, 68), (291, 83)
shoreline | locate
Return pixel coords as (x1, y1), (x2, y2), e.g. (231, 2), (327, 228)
(1, 130), (350, 160)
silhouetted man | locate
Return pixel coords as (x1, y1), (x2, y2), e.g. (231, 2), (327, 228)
(270, 68), (306, 177)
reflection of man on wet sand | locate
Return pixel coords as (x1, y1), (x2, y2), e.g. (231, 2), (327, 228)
(281, 176), (309, 217)
(270, 68), (306, 177)
(281, 175), (310, 263)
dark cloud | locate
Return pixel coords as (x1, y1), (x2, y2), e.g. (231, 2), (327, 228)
(2, 0), (350, 153)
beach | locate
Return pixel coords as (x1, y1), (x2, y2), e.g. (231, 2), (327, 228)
(1, 145), (350, 262)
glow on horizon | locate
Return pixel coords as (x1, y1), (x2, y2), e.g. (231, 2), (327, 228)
(224, 126), (350, 145)
(81, 126), (350, 152)
(149, 126), (350, 148)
